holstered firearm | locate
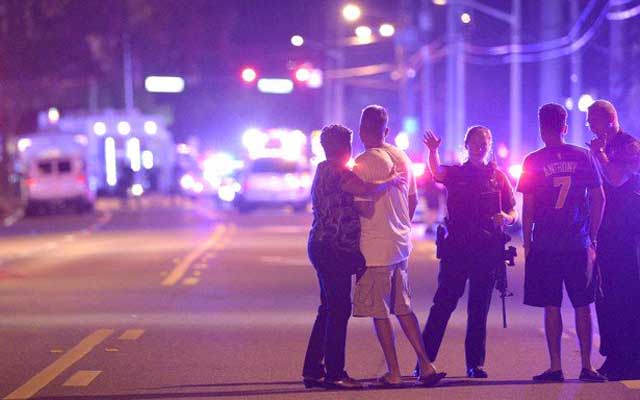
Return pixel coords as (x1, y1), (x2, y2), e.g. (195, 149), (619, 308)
(435, 224), (448, 260)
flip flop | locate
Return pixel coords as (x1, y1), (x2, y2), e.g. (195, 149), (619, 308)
(416, 372), (447, 387)
(377, 374), (404, 388)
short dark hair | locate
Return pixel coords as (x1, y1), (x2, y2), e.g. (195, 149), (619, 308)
(538, 103), (567, 133)
(360, 105), (388, 138)
(320, 124), (352, 158)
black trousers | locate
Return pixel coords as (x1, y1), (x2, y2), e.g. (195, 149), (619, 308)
(302, 241), (352, 381)
(595, 234), (640, 379)
(422, 251), (497, 369)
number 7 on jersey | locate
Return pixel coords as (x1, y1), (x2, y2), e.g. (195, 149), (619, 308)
(553, 176), (572, 209)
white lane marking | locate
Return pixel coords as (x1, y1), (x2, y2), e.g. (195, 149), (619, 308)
(4, 329), (113, 400)
(62, 370), (101, 387)
(118, 329), (144, 340)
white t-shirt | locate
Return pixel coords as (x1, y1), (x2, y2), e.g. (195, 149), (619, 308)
(352, 143), (417, 266)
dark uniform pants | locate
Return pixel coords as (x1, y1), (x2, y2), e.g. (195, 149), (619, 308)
(422, 251), (497, 369)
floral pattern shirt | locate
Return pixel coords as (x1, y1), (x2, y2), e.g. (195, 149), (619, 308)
(308, 160), (361, 253)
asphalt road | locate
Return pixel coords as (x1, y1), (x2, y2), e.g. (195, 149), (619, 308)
(1, 197), (638, 400)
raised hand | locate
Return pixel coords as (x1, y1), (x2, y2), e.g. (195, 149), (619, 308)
(423, 129), (442, 151)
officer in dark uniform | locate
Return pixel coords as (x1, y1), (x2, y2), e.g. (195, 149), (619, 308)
(586, 100), (640, 380)
(418, 126), (517, 378)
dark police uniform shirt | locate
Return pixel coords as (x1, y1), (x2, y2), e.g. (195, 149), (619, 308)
(600, 131), (640, 239)
(438, 162), (516, 248)
(308, 160), (361, 253)
(517, 144), (602, 252)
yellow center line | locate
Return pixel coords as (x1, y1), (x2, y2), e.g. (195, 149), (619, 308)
(62, 371), (101, 387)
(118, 329), (144, 340)
(182, 277), (200, 286)
(4, 329), (113, 400)
(621, 380), (640, 389)
(162, 224), (226, 287)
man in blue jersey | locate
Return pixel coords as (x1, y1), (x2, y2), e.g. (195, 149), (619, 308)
(518, 103), (607, 382)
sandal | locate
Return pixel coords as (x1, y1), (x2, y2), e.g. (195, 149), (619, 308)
(416, 372), (447, 387)
(377, 374), (404, 388)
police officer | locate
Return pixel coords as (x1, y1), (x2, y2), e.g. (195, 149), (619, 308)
(586, 100), (640, 380)
(418, 126), (517, 378)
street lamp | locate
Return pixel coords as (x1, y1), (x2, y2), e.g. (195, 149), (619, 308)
(290, 35), (304, 47)
(342, 4), (361, 22)
(460, 12), (472, 24)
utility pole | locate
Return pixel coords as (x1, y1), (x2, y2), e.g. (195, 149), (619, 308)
(509, 0), (522, 164)
(538, 0), (563, 146)
(445, 2), (465, 161)
(569, 0), (583, 145)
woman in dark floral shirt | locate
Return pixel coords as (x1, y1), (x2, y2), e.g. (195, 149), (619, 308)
(302, 124), (401, 390)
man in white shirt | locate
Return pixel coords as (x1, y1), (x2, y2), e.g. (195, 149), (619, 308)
(352, 105), (445, 387)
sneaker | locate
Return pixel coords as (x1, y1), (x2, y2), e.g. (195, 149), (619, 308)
(533, 369), (564, 382)
(579, 368), (607, 382)
(467, 366), (488, 378)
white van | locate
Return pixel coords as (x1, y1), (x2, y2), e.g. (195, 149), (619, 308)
(26, 155), (95, 214)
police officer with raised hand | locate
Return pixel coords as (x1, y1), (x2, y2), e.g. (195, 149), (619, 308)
(417, 126), (517, 379)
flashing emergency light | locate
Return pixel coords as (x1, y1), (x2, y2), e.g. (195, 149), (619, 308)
(218, 182), (241, 202)
(142, 150), (154, 169)
(117, 121), (131, 136)
(180, 174), (195, 190)
(18, 138), (32, 152)
(395, 132), (410, 151)
(257, 78), (294, 94)
(144, 120), (158, 135)
(578, 94), (595, 113)
(379, 23), (395, 37)
(412, 163), (426, 178)
(93, 121), (107, 136)
(105, 137), (117, 186)
(308, 69), (323, 89)
(126, 138), (141, 172)
(295, 67), (311, 82)
(145, 76), (185, 93)
(355, 25), (372, 39)
(48, 107), (60, 124)
(131, 183), (144, 197)
(509, 164), (523, 180)
(241, 68), (257, 83)
(497, 144), (509, 159)
(565, 98), (575, 111)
